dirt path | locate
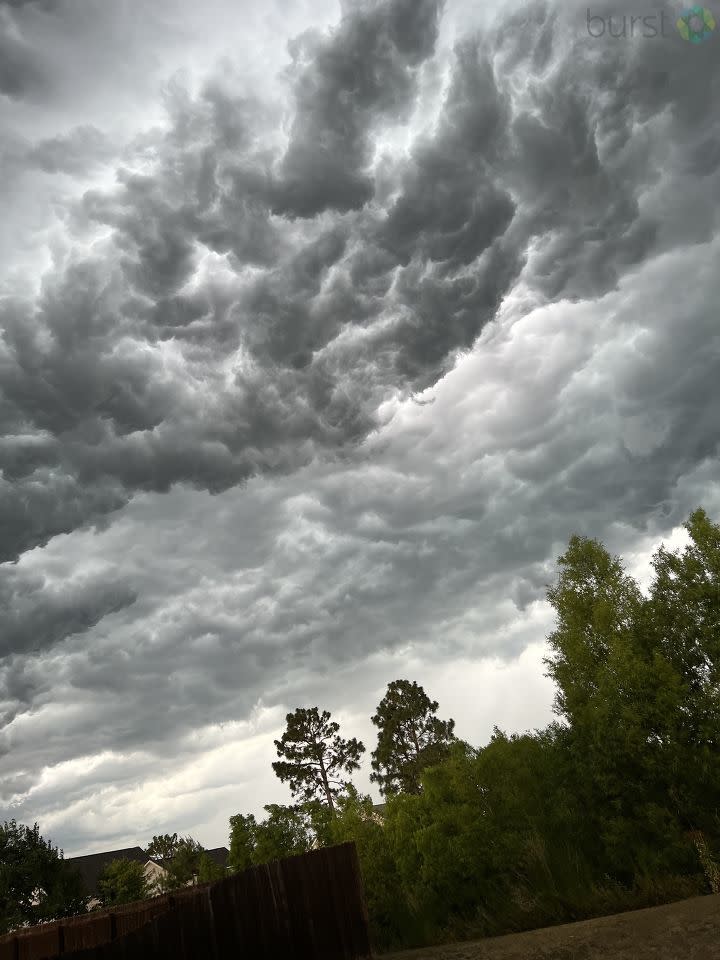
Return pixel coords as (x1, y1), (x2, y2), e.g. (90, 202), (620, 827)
(379, 893), (720, 960)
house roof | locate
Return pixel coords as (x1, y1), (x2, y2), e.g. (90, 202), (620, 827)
(204, 847), (229, 867)
(65, 847), (149, 896)
(65, 845), (230, 895)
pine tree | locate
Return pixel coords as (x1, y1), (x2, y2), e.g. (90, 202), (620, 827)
(370, 680), (456, 796)
(272, 707), (365, 814)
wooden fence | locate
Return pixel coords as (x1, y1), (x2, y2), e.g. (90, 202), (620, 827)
(0, 842), (373, 960)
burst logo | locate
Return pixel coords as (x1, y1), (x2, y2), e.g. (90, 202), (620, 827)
(676, 5), (716, 41)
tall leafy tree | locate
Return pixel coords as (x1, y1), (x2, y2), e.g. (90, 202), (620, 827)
(643, 508), (720, 837)
(197, 853), (226, 884)
(542, 530), (704, 883)
(543, 535), (646, 727)
(228, 814), (258, 874)
(228, 805), (321, 868)
(370, 680), (456, 796)
(97, 859), (149, 906)
(145, 833), (204, 892)
(0, 820), (88, 934)
(324, 786), (411, 949)
(145, 833), (182, 863)
(272, 707), (365, 814)
(253, 804), (315, 863)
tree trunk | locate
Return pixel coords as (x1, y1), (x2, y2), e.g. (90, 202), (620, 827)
(410, 722), (423, 793)
(318, 756), (335, 815)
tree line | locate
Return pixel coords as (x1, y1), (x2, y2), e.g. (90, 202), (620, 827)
(3, 508), (720, 952)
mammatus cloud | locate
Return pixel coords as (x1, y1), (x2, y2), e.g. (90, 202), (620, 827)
(269, 0), (446, 218)
(3, 0), (718, 564)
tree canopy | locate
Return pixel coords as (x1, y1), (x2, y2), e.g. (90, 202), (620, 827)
(7, 508), (719, 956)
(145, 833), (204, 893)
(231, 507), (720, 952)
(197, 852), (226, 884)
(370, 679), (456, 796)
(272, 707), (365, 813)
(0, 820), (88, 935)
(228, 814), (258, 875)
(97, 859), (149, 907)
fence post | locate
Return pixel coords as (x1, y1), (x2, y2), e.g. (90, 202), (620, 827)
(12, 936), (18, 960)
(205, 883), (220, 960)
(110, 912), (117, 941)
(58, 924), (65, 954)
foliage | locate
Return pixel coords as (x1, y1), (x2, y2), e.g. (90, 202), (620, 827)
(301, 506), (719, 951)
(0, 820), (88, 935)
(145, 833), (204, 893)
(228, 814), (258, 874)
(689, 831), (720, 894)
(145, 833), (182, 863)
(543, 513), (720, 885)
(272, 707), (365, 813)
(197, 853), (226, 884)
(229, 803), (318, 869)
(97, 858), (149, 907)
(326, 786), (423, 950)
(370, 679), (457, 797)
(643, 509), (720, 837)
(2, 507), (702, 952)
(252, 804), (315, 863)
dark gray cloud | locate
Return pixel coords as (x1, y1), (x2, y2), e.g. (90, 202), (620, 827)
(4, 224), (719, 777)
(26, 125), (115, 175)
(1, 1), (59, 7)
(2, 0), (717, 586)
(2, 0), (718, 555)
(0, 566), (137, 661)
(269, 0), (445, 218)
(0, 7), (46, 98)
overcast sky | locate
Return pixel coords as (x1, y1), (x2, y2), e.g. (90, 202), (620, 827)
(1, 0), (719, 858)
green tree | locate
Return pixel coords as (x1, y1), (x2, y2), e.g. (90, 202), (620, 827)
(370, 680), (456, 796)
(197, 853), (226, 884)
(542, 527), (707, 886)
(229, 805), (321, 869)
(228, 814), (258, 874)
(272, 707), (365, 814)
(145, 833), (181, 863)
(324, 786), (413, 950)
(145, 833), (204, 892)
(543, 534), (645, 732)
(644, 509), (720, 840)
(0, 820), (88, 934)
(97, 858), (149, 906)
(252, 804), (315, 863)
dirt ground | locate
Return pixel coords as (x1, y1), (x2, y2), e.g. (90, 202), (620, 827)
(379, 893), (720, 960)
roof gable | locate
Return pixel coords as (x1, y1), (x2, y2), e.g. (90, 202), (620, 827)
(65, 845), (230, 894)
(65, 847), (148, 896)
(203, 847), (229, 868)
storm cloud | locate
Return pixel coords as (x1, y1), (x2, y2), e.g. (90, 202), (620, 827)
(1, 0), (719, 853)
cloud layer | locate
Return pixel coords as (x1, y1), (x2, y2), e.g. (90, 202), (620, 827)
(1, 0), (719, 853)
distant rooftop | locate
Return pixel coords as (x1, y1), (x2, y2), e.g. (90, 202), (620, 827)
(65, 845), (230, 896)
(65, 847), (148, 897)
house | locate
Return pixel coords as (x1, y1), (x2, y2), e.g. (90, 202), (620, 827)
(65, 846), (230, 909)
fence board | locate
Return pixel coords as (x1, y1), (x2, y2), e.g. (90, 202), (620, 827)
(0, 938), (16, 960)
(17, 924), (60, 960)
(2, 842), (373, 960)
(62, 914), (112, 952)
